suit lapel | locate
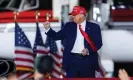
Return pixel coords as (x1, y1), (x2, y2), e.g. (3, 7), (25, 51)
(85, 21), (90, 33)
(84, 21), (91, 47)
(69, 22), (77, 49)
(72, 22), (77, 42)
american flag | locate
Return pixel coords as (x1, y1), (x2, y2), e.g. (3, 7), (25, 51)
(47, 37), (66, 78)
(15, 22), (34, 79)
(33, 22), (65, 78)
(33, 22), (50, 57)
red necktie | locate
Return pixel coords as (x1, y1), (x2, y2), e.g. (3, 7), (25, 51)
(79, 24), (97, 52)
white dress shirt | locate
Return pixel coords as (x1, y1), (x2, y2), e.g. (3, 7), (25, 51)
(71, 20), (86, 54)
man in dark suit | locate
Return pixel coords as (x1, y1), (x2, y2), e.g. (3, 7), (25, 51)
(43, 6), (103, 78)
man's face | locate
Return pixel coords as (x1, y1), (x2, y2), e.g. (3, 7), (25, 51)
(72, 14), (85, 24)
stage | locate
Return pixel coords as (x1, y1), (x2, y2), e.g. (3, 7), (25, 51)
(44, 77), (133, 80)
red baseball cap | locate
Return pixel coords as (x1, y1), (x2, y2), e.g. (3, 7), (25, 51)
(69, 6), (86, 16)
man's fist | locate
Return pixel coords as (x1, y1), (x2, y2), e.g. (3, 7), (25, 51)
(81, 48), (89, 56)
(43, 21), (50, 30)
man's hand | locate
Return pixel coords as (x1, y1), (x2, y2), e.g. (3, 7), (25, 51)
(81, 48), (88, 56)
(118, 69), (130, 80)
(43, 21), (50, 30)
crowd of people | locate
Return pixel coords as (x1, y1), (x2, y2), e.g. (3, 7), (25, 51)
(4, 69), (131, 80)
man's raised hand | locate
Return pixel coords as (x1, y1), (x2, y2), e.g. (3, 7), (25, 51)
(43, 21), (50, 30)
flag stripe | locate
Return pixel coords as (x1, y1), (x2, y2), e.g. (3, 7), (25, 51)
(36, 54), (48, 57)
(19, 73), (30, 80)
(15, 61), (34, 67)
(51, 54), (62, 63)
(62, 71), (66, 77)
(19, 73), (33, 80)
(15, 50), (34, 56)
(54, 60), (62, 67)
(37, 46), (50, 51)
(29, 74), (34, 79)
(52, 52), (63, 59)
(52, 68), (62, 75)
(53, 65), (66, 77)
(15, 47), (33, 53)
(36, 50), (49, 54)
(53, 63), (66, 77)
(15, 54), (34, 61)
(15, 58), (34, 63)
(16, 65), (34, 70)
(51, 71), (60, 78)
(16, 67), (34, 72)
(53, 61), (66, 77)
(53, 64), (61, 73)
(25, 73), (34, 79)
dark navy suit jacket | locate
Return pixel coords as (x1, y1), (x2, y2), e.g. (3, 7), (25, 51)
(46, 21), (103, 70)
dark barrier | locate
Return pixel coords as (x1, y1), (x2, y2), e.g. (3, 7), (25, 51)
(0, 60), (15, 77)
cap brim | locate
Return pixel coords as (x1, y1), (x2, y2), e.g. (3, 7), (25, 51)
(68, 11), (76, 15)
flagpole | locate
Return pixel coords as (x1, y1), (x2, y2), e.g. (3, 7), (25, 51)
(36, 11), (40, 22)
(14, 11), (19, 22)
(45, 12), (51, 21)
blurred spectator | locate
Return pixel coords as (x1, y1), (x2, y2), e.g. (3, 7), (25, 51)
(34, 71), (44, 80)
(118, 69), (131, 80)
(7, 72), (18, 80)
(34, 70), (51, 80)
(34, 55), (53, 79)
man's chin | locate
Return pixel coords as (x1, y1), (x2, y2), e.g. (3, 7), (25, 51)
(73, 21), (80, 24)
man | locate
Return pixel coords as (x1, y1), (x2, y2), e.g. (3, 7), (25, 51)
(43, 6), (103, 78)
(34, 55), (53, 79)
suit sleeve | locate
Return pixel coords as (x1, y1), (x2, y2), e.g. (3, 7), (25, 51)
(93, 24), (103, 50)
(45, 23), (67, 40)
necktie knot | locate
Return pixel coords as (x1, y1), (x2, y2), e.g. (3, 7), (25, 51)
(79, 24), (82, 30)
(79, 24), (81, 28)
(78, 24), (83, 33)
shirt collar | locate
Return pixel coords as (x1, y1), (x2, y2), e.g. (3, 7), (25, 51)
(78, 20), (86, 28)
